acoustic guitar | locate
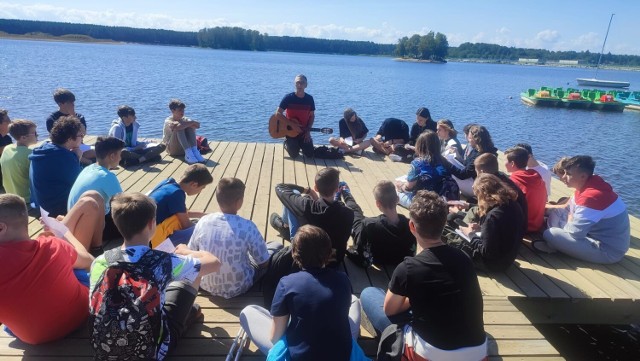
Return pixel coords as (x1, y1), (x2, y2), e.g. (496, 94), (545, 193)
(268, 113), (333, 139)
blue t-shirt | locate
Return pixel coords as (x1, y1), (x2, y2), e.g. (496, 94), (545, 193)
(67, 164), (122, 214)
(149, 178), (186, 224)
(407, 157), (448, 193)
(270, 268), (352, 361)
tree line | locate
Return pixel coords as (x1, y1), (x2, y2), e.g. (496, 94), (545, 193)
(0, 19), (393, 56)
(448, 42), (640, 67)
(2, 19), (640, 66)
(395, 32), (449, 61)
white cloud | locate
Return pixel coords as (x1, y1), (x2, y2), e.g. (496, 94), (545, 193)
(535, 29), (560, 43)
(497, 27), (510, 35)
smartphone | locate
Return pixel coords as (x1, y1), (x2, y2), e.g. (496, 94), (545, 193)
(454, 218), (468, 228)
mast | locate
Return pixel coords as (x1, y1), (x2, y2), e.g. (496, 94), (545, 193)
(595, 13), (614, 79)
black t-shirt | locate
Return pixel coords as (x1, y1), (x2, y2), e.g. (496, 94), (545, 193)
(409, 121), (437, 145)
(0, 134), (12, 147)
(376, 118), (410, 142)
(389, 245), (485, 350)
(274, 183), (354, 263)
(271, 268), (352, 361)
(46, 111), (87, 133)
(338, 117), (369, 140)
(360, 214), (415, 264)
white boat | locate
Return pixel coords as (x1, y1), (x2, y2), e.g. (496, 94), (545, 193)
(576, 78), (630, 88)
(576, 14), (630, 89)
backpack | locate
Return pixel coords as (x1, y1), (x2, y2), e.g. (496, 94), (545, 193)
(196, 136), (212, 154)
(313, 145), (344, 159)
(89, 249), (173, 360)
(438, 176), (460, 201)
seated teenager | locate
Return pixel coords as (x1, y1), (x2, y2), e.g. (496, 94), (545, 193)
(395, 131), (456, 208)
(0, 119), (37, 203)
(109, 105), (166, 167)
(360, 191), (487, 360)
(343, 180), (415, 267)
(539, 156), (629, 264)
(329, 108), (370, 155)
(449, 173), (524, 272)
(504, 146), (547, 233)
(67, 136), (124, 242)
(441, 124), (497, 198)
(449, 153), (528, 232)
(396, 107), (437, 162)
(239, 225), (365, 361)
(436, 119), (464, 160)
(265, 168), (354, 308)
(45, 88), (94, 165)
(149, 164), (213, 247)
(516, 142), (552, 199)
(0, 192), (101, 344)
(188, 177), (270, 299)
(162, 99), (206, 164)
(269, 167), (354, 263)
(29, 116), (84, 217)
(369, 117), (410, 158)
(89, 192), (221, 360)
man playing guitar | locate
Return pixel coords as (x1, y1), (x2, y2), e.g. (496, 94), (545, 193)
(276, 74), (315, 159)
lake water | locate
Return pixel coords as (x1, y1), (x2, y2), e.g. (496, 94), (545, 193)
(2, 38), (640, 215)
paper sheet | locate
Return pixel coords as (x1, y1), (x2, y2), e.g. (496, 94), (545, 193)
(40, 207), (70, 238)
(154, 238), (176, 253)
(344, 137), (353, 146)
(455, 229), (471, 243)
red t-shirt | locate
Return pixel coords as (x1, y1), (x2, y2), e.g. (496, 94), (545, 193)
(0, 235), (89, 344)
(510, 169), (548, 232)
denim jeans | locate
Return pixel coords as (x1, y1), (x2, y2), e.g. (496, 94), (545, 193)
(360, 287), (412, 334)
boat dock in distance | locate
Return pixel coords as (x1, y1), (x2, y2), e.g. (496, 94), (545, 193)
(520, 87), (640, 112)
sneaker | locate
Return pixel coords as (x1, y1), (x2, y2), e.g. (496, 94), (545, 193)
(339, 181), (350, 194)
(184, 149), (199, 164)
(269, 212), (290, 240)
(122, 158), (139, 168)
(193, 148), (206, 163)
(389, 154), (402, 162)
(531, 239), (557, 254)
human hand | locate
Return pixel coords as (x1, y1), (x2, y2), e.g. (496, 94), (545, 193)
(174, 244), (191, 255)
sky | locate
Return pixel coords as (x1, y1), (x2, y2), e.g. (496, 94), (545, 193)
(1, 1), (639, 55)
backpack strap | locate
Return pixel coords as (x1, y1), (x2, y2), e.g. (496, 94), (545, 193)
(104, 248), (126, 265)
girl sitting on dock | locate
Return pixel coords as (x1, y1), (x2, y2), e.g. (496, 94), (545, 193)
(395, 131), (456, 208)
(441, 124), (498, 198)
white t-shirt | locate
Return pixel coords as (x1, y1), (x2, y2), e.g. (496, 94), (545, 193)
(188, 212), (269, 299)
(530, 162), (552, 199)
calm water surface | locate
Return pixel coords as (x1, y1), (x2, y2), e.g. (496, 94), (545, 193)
(2, 39), (640, 215)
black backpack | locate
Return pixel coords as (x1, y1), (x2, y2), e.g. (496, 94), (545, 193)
(89, 249), (173, 360)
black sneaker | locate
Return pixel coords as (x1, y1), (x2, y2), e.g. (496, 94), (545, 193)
(269, 212), (290, 240)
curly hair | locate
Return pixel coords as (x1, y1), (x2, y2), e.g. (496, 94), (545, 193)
(473, 173), (517, 216)
(468, 125), (495, 153)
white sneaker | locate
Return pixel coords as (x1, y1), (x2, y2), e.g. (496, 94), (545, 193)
(389, 154), (402, 162)
(184, 148), (199, 164)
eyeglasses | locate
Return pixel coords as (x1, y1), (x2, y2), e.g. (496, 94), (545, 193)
(28, 132), (38, 137)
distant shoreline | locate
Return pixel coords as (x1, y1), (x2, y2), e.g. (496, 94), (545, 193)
(2, 33), (640, 72)
(0, 32), (121, 44)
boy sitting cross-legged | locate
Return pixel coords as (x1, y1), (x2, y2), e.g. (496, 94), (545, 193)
(149, 164), (213, 247)
(109, 105), (167, 167)
(0, 192), (103, 344)
(0, 119), (38, 203)
(188, 177), (271, 299)
(89, 192), (221, 360)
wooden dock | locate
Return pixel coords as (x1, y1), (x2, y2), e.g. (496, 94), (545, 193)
(5, 138), (640, 360)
